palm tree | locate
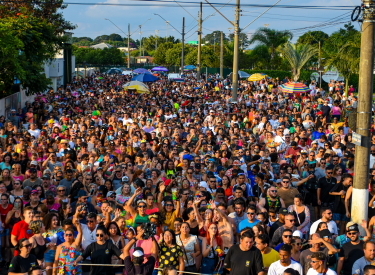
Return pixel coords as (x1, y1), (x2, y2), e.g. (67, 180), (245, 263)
(278, 42), (318, 81)
(249, 28), (293, 68)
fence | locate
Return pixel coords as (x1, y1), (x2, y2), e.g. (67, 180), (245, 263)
(0, 89), (36, 118)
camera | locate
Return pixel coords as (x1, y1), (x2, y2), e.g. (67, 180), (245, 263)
(140, 222), (157, 240)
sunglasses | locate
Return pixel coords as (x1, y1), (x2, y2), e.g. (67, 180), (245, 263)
(270, 190), (277, 193)
(165, 204), (174, 207)
(138, 205), (147, 208)
(87, 220), (95, 223)
(22, 244), (32, 248)
(96, 234), (104, 237)
(65, 233), (73, 237)
(347, 232), (358, 235)
(58, 189), (65, 192)
(247, 212), (256, 215)
(283, 235), (292, 238)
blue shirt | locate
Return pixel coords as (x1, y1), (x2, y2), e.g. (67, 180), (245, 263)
(238, 219), (260, 233)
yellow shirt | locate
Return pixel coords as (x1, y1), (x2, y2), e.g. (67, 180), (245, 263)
(331, 122), (345, 134)
(262, 248), (280, 268)
(164, 210), (178, 230)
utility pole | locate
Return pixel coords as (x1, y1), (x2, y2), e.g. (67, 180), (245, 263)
(127, 24), (131, 68)
(197, 2), (203, 80)
(139, 25), (142, 57)
(155, 30), (159, 50)
(351, 0), (375, 229)
(181, 17), (185, 73)
(231, 0), (241, 102)
(220, 31), (224, 79)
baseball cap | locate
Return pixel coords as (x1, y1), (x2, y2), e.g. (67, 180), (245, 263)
(122, 176), (129, 182)
(347, 223), (359, 232)
(30, 161), (38, 166)
(42, 174), (51, 179)
(107, 191), (116, 198)
(31, 190), (39, 195)
(233, 160), (242, 166)
(199, 181), (208, 189)
(319, 229), (332, 239)
(195, 163), (201, 169)
(278, 208), (289, 215)
(132, 247), (144, 257)
(292, 230), (303, 239)
(346, 221), (356, 229)
(76, 190), (88, 198)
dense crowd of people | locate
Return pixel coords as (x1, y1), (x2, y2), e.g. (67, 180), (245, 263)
(1, 72), (374, 275)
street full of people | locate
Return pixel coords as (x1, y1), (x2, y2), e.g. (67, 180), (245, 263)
(1, 72), (375, 275)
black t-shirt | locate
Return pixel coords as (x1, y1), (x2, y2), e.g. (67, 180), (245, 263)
(317, 177), (337, 203)
(269, 220), (283, 239)
(124, 256), (155, 275)
(8, 254), (38, 273)
(81, 240), (122, 275)
(329, 183), (348, 214)
(224, 244), (263, 275)
(339, 240), (364, 275)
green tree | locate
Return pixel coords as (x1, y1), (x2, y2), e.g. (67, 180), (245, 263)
(203, 31), (228, 45)
(0, 0), (74, 96)
(108, 33), (123, 41)
(228, 32), (251, 48)
(94, 35), (110, 44)
(249, 28), (293, 68)
(153, 42), (175, 65)
(278, 42), (318, 81)
(297, 31), (329, 46)
(323, 24), (360, 94)
(185, 45), (219, 68)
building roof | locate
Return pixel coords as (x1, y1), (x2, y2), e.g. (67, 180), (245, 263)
(90, 43), (113, 49)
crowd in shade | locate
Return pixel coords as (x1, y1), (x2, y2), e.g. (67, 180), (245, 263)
(1, 72), (375, 275)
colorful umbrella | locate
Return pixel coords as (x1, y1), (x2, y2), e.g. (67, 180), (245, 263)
(132, 73), (159, 82)
(184, 65), (196, 70)
(280, 82), (311, 93)
(123, 81), (150, 93)
(92, 110), (101, 116)
(106, 68), (122, 75)
(152, 66), (169, 72)
(133, 68), (151, 74)
(248, 73), (267, 81)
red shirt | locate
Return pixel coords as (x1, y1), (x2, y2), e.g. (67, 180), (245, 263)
(11, 220), (34, 256)
(0, 204), (13, 227)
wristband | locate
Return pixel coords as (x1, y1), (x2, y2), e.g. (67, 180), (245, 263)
(133, 237), (138, 242)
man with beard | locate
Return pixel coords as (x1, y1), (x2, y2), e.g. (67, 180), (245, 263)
(228, 199), (246, 240)
(258, 186), (285, 213)
(338, 223), (365, 275)
(310, 208), (338, 236)
(317, 167), (337, 210)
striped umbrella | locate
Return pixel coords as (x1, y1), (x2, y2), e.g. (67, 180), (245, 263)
(248, 73), (267, 81)
(280, 82), (311, 93)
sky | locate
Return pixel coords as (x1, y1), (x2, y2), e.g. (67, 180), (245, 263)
(62, 0), (361, 43)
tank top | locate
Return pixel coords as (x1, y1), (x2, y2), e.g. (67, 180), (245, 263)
(134, 214), (149, 227)
(189, 224), (199, 236)
(264, 196), (282, 212)
(31, 238), (47, 260)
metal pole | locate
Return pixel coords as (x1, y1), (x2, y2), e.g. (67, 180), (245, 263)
(318, 41), (321, 88)
(127, 24), (131, 68)
(139, 25), (142, 57)
(197, 2), (203, 80)
(231, 0), (240, 102)
(351, 0), (375, 228)
(181, 17), (185, 73)
(220, 31), (224, 79)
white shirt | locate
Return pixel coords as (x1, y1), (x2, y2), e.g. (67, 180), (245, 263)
(268, 260), (303, 275)
(307, 267), (337, 275)
(81, 223), (98, 250)
(310, 219), (338, 235)
(28, 129), (41, 139)
(370, 155), (375, 168)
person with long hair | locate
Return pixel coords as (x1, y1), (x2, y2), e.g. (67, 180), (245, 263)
(10, 180), (24, 198)
(53, 220), (83, 275)
(124, 188), (150, 227)
(107, 222), (126, 275)
(158, 229), (185, 273)
(182, 207), (200, 236)
(201, 223), (223, 274)
(287, 194), (310, 236)
(176, 222), (201, 273)
(43, 212), (63, 275)
(29, 220), (47, 267)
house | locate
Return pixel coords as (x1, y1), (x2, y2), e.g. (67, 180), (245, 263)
(135, 56), (154, 64)
(90, 42), (113, 49)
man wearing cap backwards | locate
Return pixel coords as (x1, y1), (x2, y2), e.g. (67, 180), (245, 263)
(123, 227), (158, 275)
(300, 232), (339, 274)
(335, 221), (371, 249)
(353, 241), (375, 275)
(307, 252), (337, 275)
(338, 223), (365, 275)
